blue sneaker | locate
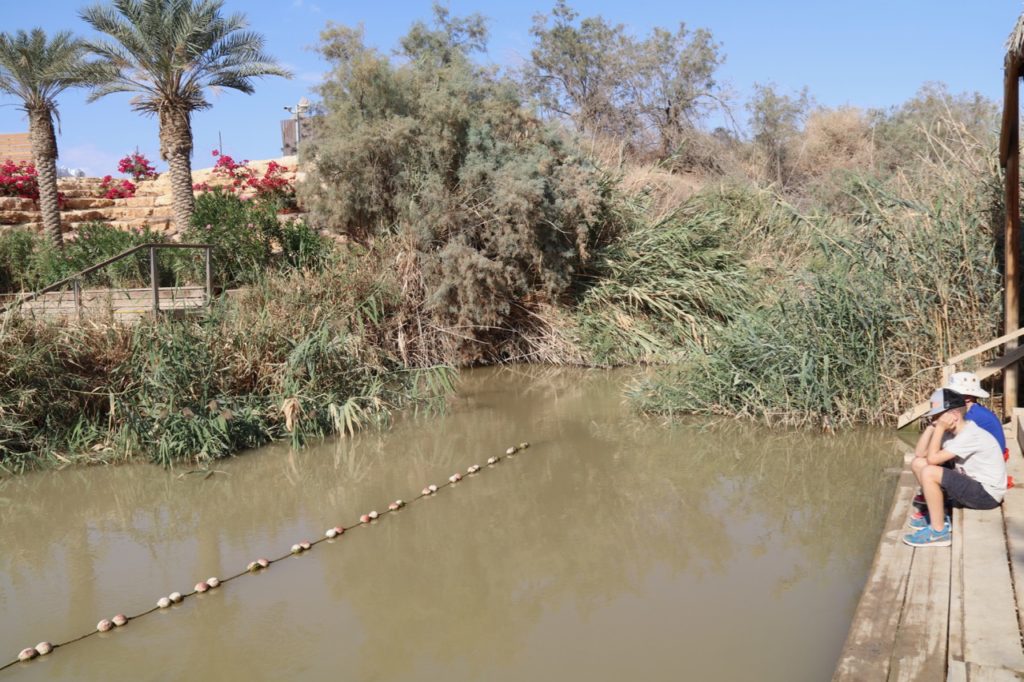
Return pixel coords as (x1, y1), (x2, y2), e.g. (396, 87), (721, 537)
(908, 512), (950, 529)
(903, 523), (951, 547)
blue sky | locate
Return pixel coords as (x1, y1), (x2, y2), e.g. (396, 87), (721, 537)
(0, 0), (1020, 175)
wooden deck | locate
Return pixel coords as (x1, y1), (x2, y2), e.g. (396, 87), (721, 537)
(833, 418), (1024, 681)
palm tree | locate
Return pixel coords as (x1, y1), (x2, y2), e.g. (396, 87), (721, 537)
(80, 0), (290, 231)
(0, 30), (91, 249)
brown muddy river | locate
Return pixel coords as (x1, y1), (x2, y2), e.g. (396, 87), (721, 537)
(0, 366), (900, 681)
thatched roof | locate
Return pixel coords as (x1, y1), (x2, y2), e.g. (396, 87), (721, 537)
(1008, 10), (1024, 67)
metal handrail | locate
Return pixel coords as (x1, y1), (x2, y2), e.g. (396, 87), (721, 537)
(0, 242), (214, 317)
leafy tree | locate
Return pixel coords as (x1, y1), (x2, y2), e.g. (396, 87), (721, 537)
(302, 7), (617, 363)
(0, 29), (92, 248)
(525, 0), (634, 140)
(525, 1), (725, 159)
(747, 82), (811, 187)
(80, 0), (290, 232)
(633, 25), (724, 156)
(869, 82), (998, 173)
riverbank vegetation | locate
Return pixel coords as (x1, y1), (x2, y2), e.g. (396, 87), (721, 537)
(0, 2), (1005, 471)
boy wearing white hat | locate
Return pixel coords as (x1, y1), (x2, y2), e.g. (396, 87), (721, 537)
(905, 388), (1008, 547)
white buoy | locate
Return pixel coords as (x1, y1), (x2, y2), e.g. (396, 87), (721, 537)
(300, 541), (311, 551)
(467, 464), (480, 474)
(429, 484), (438, 493)
(487, 456), (498, 465)
(34, 642), (52, 656)
(112, 614), (127, 627)
(449, 473), (462, 483)
(97, 619), (113, 632)
(257, 558), (269, 568)
(325, 528), (339, 539)
(247, 561), (259, 572)
(388, 502), (399, 511)
(157, 597), (171, 608)
(18, 648), (37, 662)
(368, 511), (379, 520)
(506, 447), (517, 455)
(169, 592), (183, 603)
(206, 577), (220, 589)
(422, 487), (431, 495)
(291, 543), (303, 554)
(195, 581), (209, 593)
(519, 442), (530, 449)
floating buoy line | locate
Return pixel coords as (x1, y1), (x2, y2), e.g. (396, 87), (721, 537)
(1, 441), (532, 673)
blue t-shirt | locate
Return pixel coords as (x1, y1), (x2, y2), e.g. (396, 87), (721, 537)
(966, 403), (1006, 452)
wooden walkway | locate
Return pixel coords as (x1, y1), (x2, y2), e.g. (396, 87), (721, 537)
(834, 418), (1024, 681)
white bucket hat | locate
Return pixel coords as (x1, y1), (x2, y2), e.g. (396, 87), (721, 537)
(943, 371), (990, 399)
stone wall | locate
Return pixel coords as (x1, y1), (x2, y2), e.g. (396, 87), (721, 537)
(0, 133), (32, 164)
(0, 156), (300, 239)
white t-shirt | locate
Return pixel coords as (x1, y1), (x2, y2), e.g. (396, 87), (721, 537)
(942, 420), (1008, 502)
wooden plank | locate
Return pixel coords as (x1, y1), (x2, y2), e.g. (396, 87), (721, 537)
(898, 402), (930, 430)
(948, 508), (965, 667)
(833, 456), (917, 681)
(948, 327), (1024, 365)
(887, 541), (951, 681)
(963, 662), (1024, 680)
(1003, 437), (1024, 643)
(961, 507), (1024, 670)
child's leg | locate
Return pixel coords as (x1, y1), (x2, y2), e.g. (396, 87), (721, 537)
(911, 457), (947, 531)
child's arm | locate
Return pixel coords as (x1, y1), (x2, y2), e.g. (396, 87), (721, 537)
(926, 422), (957, 465)
(914, 422), (934, 459)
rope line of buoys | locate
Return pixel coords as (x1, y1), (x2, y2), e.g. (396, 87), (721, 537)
(1, 441), (531, 674)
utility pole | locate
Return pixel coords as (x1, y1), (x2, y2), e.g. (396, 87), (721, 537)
(283, 97), (310, 154)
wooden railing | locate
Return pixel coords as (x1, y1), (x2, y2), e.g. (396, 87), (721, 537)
(0, 243), (213, 319)
(897, 330), (1024, 428)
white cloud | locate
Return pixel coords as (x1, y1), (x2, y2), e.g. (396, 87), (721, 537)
(292, 0), (321, 12)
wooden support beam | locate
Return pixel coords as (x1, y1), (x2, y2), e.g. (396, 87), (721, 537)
(1004, 63), (1021, 418)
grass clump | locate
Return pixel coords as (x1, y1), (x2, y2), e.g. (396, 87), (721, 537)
(0, 251), (453, 474)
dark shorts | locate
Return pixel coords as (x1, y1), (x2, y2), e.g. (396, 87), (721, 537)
(941, 468), (1000, 510)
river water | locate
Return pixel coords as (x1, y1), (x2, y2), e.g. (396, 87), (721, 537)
(0, 366), (901, 681)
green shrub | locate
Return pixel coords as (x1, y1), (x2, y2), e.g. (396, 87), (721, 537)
(301, 15), (620, 363)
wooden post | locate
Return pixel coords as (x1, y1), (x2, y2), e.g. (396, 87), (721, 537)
(72, 278), (81, 321)
(149, 246), (160, 319)
(205, 246), (213, 306)
(1005, 61), (1021, 419)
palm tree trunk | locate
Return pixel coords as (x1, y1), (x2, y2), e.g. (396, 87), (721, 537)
(159, 108), (195, 231)
(28, 107), (62, 248)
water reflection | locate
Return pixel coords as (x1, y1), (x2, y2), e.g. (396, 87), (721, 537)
(0, 366), (899, 681)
